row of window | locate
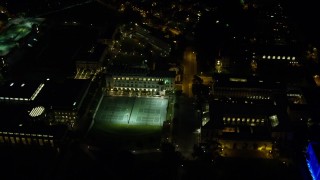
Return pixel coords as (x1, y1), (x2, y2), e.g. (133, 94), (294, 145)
(262, 55), (296, 60)
(0, 131), (54, 146)
(55, 117), (75, 126)
(0, 135), (54, 146)
(220, 142), (272, 151)
(0, 131), (53, 138)
(52, 120), (75, 128)
(247, 96), (271, 100)
(115, 84), (161, 88)
(30, 83), (45, 101)
(113, 77), (165, 81)
(54, 112), (76, 115)
(55, 115), (76, 120)
(113, 81), (173, 86)
(222, 117), (266, 126)
(113, 87), (158, 91)
(287, 93), (302, 97)
(0, 97), (30, 101)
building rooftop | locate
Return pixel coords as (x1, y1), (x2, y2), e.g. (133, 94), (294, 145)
(209, 97), (289, 131)
(214, 73), (286, 90)
(36, 79), (91, 109)
(0, 80), (45, 102)
(0, 103), (67, 137)
(108, 65), (149, 76)
(108, 65), (175, 78)
(74, 43), (107, 63)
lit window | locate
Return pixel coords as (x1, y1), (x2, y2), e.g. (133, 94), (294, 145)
(10, 137), (15, 144)
(39, 139), (44, 146)
(44, 139), (49, 144)
(15, 137), (20, 144)
(22, 138), (27, 144)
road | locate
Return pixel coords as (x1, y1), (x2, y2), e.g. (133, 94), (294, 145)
(172, 94), (199, 159)
(169, 47), (199, 159)
(182, 47), (197, 97)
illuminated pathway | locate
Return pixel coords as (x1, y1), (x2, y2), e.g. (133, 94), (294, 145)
(182, 47), (197, 97)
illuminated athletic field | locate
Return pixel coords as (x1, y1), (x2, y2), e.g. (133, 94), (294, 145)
(93, 96), (168, 135)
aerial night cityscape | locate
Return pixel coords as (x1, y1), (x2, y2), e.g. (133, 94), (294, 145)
(0, 0), (320, 179)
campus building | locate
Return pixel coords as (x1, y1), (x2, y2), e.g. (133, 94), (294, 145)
(201, 74), (291, 158)
(0, 79), (69, 148)
(36, 78), (93, 129)
(0, 80), (45, 104)
(74, 43), (107, 80)
(249, 45), (302, 67)
(0, 102), (68, 149)
(106, 65), (175, 96)
(0, 78), (93, 147)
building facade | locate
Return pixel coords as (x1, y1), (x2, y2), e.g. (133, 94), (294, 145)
(201, 74), (289, 158)
(106, 67), (175, 96)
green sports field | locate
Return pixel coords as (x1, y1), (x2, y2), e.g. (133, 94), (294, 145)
(93, 96), (168, 136)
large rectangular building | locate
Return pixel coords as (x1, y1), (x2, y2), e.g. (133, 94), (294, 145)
(0, 80), (45, 104)
(36, 78), (92, 129)
(106, 65), (175, 96)
(201, 74), (290, 158)
(0, 103), (68, 149)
